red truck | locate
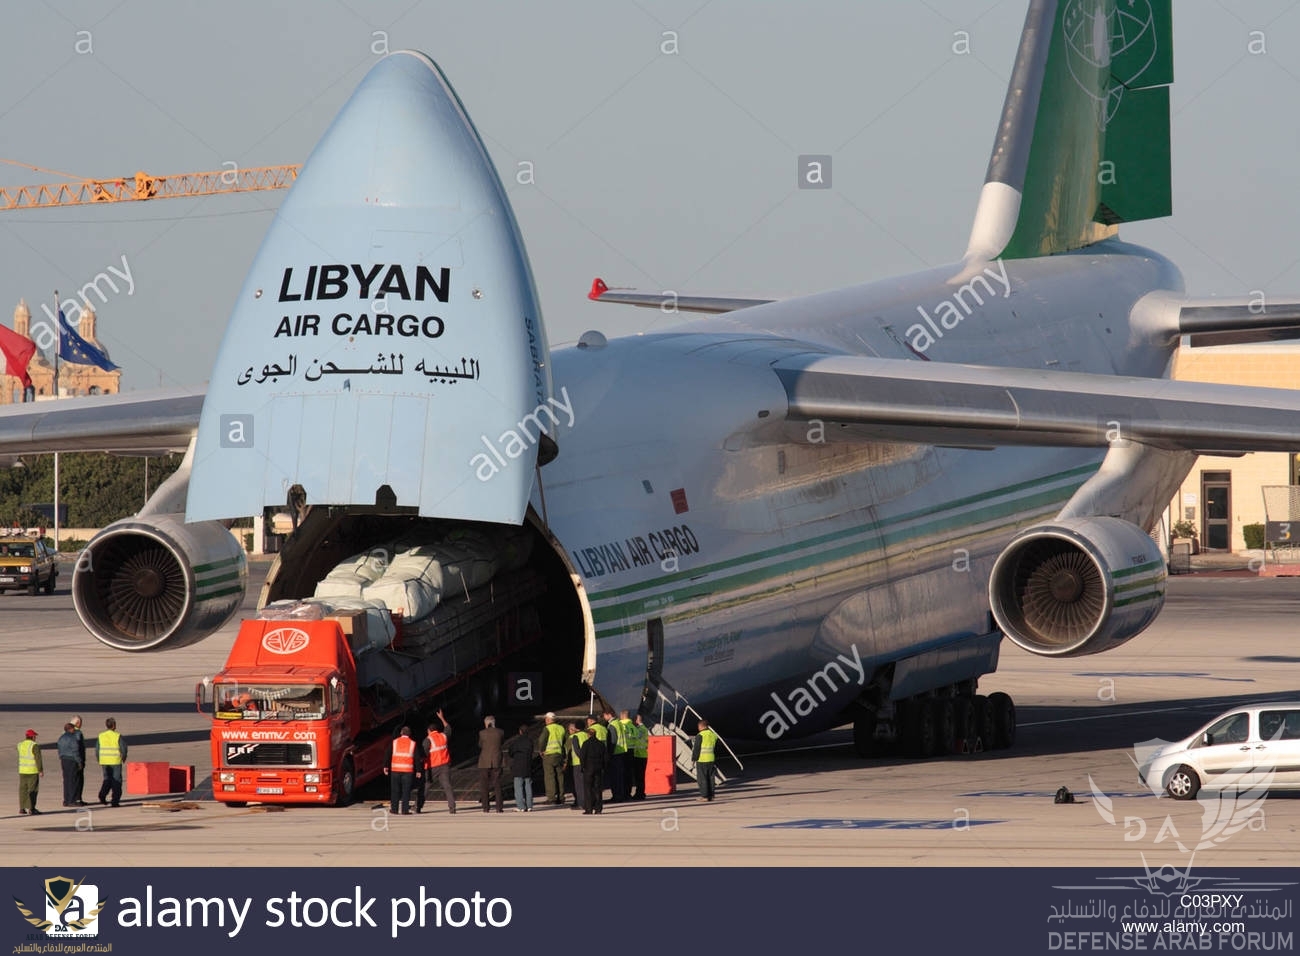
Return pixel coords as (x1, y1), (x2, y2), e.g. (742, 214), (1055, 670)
(198, 568), (544, 806)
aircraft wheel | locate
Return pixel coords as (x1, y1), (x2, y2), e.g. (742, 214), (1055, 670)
(990, 692), (1016, 749)
(905, 699), (937, 757)
(1165, 764), (1201, 801)
(953, 697), (975, 754)
(972, 695), (992, 752)
(853, 713), (879, 758)
(931, 698), (955, 755)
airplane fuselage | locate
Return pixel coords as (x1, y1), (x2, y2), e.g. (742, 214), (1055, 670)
(538, 241), (1187, 740)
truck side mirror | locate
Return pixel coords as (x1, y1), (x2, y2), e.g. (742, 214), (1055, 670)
(195, 679), (211, 713)
(1202, 732), (1214, 746)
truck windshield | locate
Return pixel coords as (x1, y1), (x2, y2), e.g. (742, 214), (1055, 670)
(214, 683), (326, 720)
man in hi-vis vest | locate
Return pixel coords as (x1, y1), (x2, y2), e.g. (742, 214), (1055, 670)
(96, 718), (126, 807)
(386, 726), (419, 815)
(420, 709), (455, 814)
(17, 729), (42, 815)
(691, 720), (720, 802)
(538, 712), (567, 805)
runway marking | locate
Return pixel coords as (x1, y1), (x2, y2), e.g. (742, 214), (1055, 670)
(1071, 671), (1255, 682)
(749, 818), (1006, 830)
(1019, 703), (1227, 727)
(957, 790), (1153, 799)
(1019, 697), (1284, 728)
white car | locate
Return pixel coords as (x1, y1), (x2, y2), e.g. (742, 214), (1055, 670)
(1138, 703), (1300, 800)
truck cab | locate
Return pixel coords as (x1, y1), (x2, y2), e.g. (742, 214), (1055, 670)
(200, 616), (364, 805)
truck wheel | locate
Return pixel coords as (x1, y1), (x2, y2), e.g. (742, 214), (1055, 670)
(28, 579), (38, 596)
(43, 572), (56, 594)
(335, 758), (356, 806)
(226, 801), (247, 809)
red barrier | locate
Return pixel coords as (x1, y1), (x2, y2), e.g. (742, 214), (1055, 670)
(125, 762), (171, 795)
(644, 735), (677, 795)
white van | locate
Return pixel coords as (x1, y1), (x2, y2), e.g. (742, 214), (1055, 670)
(1138, 703), (1300, 800)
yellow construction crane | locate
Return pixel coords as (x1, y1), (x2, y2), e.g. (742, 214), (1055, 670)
(0, 160), (299, 211)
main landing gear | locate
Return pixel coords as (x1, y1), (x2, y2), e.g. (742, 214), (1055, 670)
(853, 689), (1016, 758)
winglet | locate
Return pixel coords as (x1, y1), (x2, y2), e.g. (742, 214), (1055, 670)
(588, 277), (609, 300)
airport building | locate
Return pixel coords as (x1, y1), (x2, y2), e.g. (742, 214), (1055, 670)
(2, 299), (121, 402)
(1168, 345), (1300, 552)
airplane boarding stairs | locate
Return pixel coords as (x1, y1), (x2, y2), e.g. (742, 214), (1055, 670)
(642, 682), (742, 785)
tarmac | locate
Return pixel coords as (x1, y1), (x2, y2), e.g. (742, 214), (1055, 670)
(2, 552), (1299, 867)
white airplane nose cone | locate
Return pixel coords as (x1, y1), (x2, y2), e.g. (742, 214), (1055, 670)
(189, 52), (551, 525)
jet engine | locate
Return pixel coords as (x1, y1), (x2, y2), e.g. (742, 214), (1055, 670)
(71, 513), (247, 651)
(988, 516), (1165, 657)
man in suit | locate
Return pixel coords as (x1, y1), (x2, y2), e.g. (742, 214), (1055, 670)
(579, 724), (606, 815)
(476, 715), (505, 813)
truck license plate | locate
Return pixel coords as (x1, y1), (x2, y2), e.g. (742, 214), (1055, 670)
(0, 577), (13, 583)
(256, 787), (283, 794)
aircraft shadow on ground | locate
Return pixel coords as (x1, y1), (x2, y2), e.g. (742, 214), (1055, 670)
(724, 688), (1300, 784)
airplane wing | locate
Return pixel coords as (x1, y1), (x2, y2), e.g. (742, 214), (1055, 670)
(0, 387), (202, 455)
(772, 353), (1300, 456)
(588, 277), (771, 314)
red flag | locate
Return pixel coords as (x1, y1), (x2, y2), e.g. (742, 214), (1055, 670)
(0, 324), (36, 390)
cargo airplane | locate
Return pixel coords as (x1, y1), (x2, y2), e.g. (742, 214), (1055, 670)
(6, 0), (1300, 756)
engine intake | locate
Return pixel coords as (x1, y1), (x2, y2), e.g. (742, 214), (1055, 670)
(72, 514), (247, 651)
(989, 516), (1165, 657)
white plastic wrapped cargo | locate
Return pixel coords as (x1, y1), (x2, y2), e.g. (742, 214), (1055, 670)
(313, 549), (392, 600)
(301, 596), (396, 652)
(363, 551), (443, 620)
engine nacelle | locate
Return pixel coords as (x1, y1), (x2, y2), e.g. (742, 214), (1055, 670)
(72, 513), (247, 651)
(989, 516), (1165, 657)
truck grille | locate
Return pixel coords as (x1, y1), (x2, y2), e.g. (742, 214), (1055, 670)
(224, 742), (314, 766)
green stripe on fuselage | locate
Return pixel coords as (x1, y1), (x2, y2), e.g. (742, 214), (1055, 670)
(589, 463), (1098, 636)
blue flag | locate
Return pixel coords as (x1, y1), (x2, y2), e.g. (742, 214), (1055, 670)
(58, 308), (119, 371)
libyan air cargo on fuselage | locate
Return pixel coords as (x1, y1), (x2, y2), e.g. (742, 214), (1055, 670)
(8, 0), (1300, 760)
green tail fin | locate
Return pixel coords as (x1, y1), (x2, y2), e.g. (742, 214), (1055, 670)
(967, 0), (1173, 261)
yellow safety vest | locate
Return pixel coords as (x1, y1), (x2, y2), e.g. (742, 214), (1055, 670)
(632, 724), (649, 758)
(543, 722), (567, 755)
(590, 724), (608, 744)
(612, 718), (635, 755)
(697, 728), (719, 763)
(569, 731), (589, 766)
(98, 730), (122, 765)
(17, 739), (38, 774)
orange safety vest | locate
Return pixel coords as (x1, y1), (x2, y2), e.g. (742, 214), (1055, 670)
(391, 736), (417, 773)
(426, 731), (450, 768)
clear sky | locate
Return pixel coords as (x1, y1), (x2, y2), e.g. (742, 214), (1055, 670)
(2, 0), (1298, 390)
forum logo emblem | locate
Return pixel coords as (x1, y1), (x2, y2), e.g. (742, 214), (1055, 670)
(1088, 738), (1270, 855)
(13, 876), (105, 936)
(262, 627), (310, 654)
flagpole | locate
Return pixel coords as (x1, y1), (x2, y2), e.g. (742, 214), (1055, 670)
(51, 290), (59, 552)
(52, 290), (59, 398)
